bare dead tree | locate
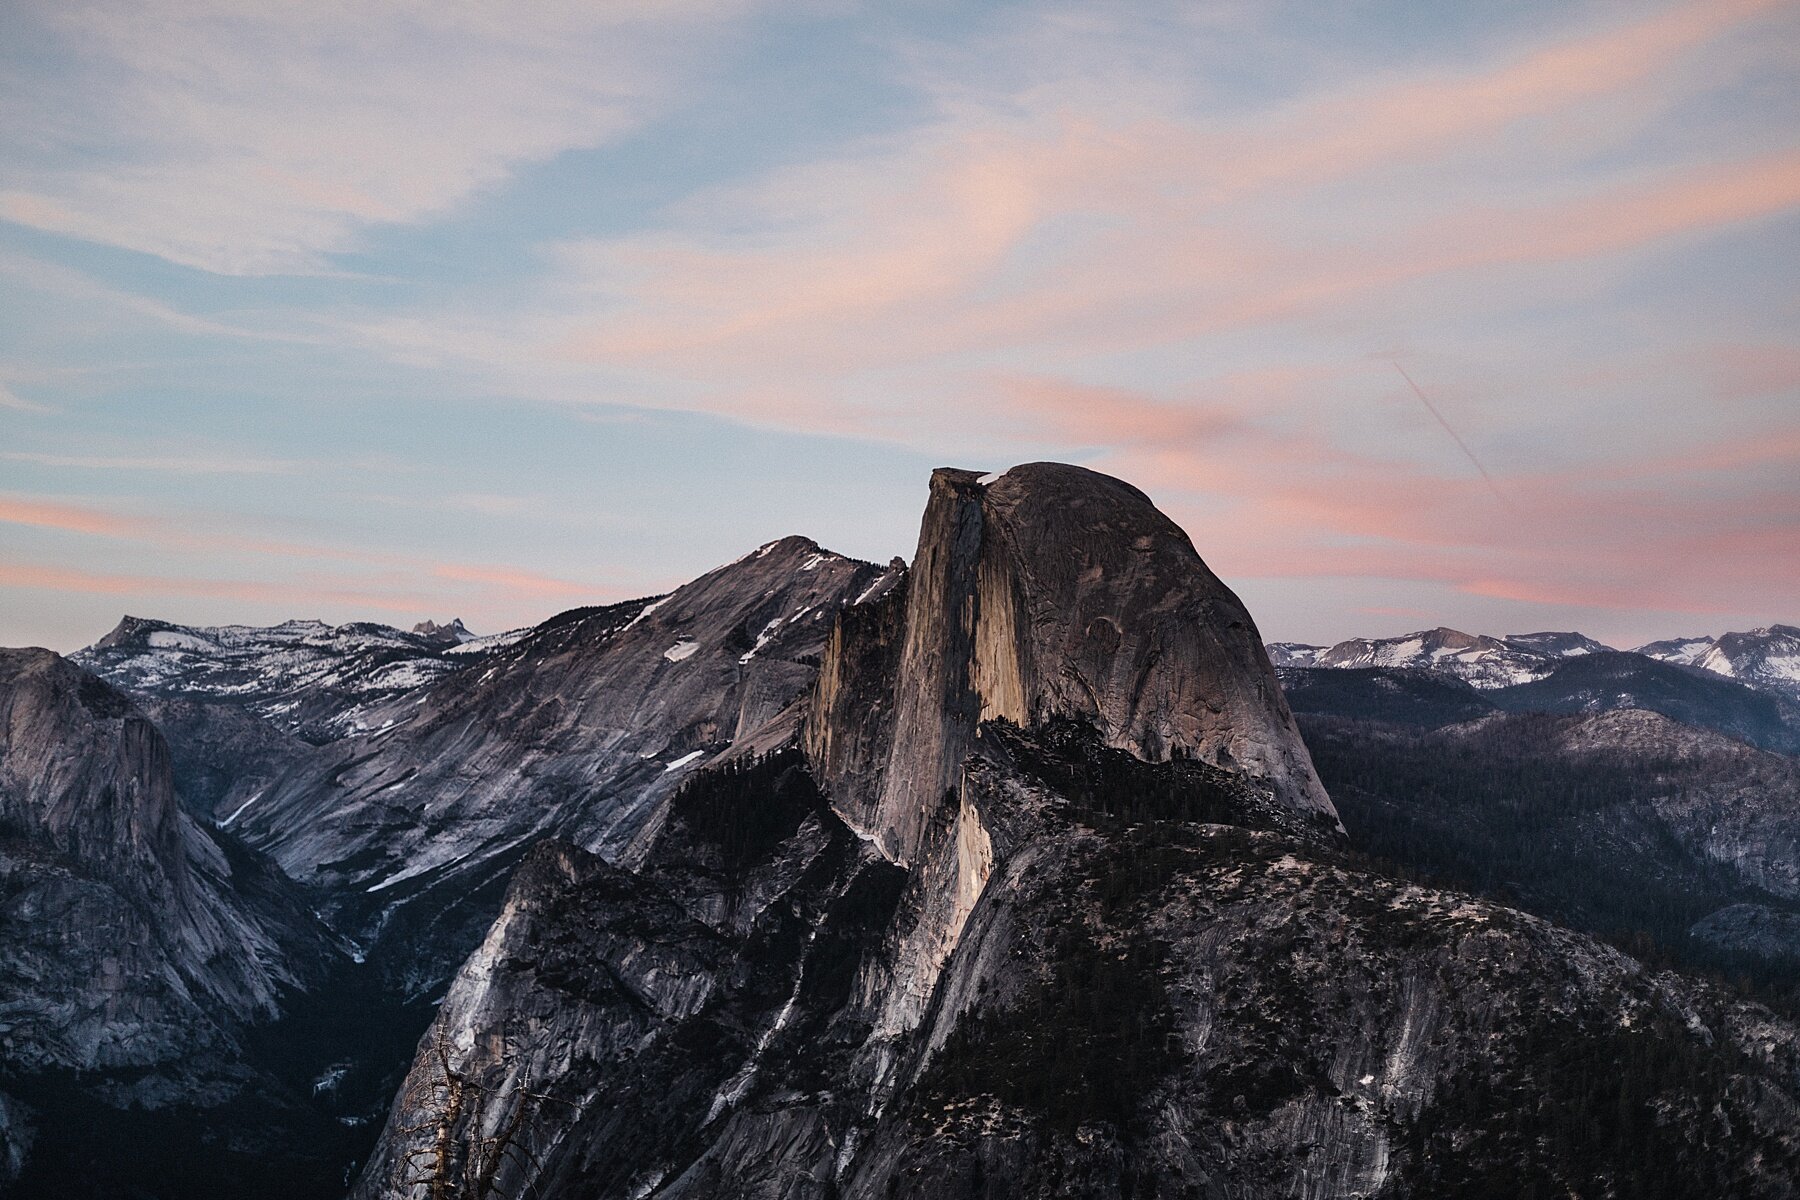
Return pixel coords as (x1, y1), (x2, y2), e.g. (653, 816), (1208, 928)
(391, 1028), (569, 1200)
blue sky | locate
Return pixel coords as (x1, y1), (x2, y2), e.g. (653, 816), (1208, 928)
(3, 0), (1797, 651)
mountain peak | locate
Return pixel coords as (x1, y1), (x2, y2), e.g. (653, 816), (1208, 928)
(411, 617), (474, 644)
(809, 460), (1336, 861)
(92, 614), (173, 650)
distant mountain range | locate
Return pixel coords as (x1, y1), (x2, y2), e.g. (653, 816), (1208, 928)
(1270, 622), (1800, 700)
(73, 614), (526, 744)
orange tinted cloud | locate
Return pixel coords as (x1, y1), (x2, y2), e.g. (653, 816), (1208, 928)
(0, 561), (430, 612)
(0, 496), (147, 537)
(430, 563), (596, 598)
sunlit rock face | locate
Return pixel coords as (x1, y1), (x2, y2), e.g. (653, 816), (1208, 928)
(352, 465), (1798, 1199)
(807, 462), (1336, 866)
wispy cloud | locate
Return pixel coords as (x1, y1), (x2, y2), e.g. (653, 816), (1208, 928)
(0, 383), (57, 414)
(0, 0), (759, 273)
(3, 451), (306, 475)
(0, 488), (617, 611)
(0, 496), (147, 537)
(332, 0), (1796, 432)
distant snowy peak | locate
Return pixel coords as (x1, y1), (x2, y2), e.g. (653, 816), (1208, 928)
(1269, 627), (1614, 689)
(1321, 627), (1550, 688)
(1636, 636), (1713, 667)
(74, 614), (502, 742)
(1276, 623), (1800, 700)
(410, 617), (476, 645)
(1501, 631), (1614, 658)
(1265, 642), (1323, 668)
(1638, 624), (1800, 699)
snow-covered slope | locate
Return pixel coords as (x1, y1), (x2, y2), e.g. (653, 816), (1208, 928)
(1637, 624), (1800, 701)
(74, 614), (522, 743)
(1274, 624), (1800, 703)
(1268, 627), (1609, 689)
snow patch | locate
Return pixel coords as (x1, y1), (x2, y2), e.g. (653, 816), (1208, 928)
(621, 595), (669, 633)
(147, 630), (217, 652)
(663, 639), (699, 662)
(219, 790), (265, 827)
(739, 618), (784, 664)
(664, 750), (705, 773)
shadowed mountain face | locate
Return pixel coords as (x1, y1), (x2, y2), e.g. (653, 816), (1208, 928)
(1278, 665), (1500, 728)
(0, 649), (368, 1195)
(352, 465), (1800, 1200)
(0, 650), (331, 1073)
(1299, 705), (1800, 1004)
(1488, 651), (1800, 754)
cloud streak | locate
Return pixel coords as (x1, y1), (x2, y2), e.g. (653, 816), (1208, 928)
(0, 0), (759, 273)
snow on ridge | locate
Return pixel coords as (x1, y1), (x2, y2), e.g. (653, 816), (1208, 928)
(739, 617), (784, 664)
(621, 595), (670, 633)
(146, 629), (218, 652)
(664, 750), (706, 773)
(446, 626), (531, 656)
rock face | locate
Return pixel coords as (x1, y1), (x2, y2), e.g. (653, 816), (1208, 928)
(356, 463), (1800, 1199)
(233, 537), (898, 993)
(0, 649), (330, 1075)
(0, 648), (358, 1194)
(807, 464), (1334, 864)
(1488, 650), (1800, 754)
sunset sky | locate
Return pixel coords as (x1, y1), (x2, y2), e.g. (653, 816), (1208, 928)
(2, 0), (1797, 652)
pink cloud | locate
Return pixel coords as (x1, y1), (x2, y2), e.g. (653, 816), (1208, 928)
(0, 496), (146, 537)
(430, 563), (597, 599)
(0, 491), (615, 611)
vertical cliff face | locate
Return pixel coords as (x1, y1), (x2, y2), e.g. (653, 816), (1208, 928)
(808, 463), (1335, 864)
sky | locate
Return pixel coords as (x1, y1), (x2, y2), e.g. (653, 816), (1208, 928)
(2, 0), (1797, 653)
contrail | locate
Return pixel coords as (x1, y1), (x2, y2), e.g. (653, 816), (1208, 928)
(1392, 362), (1510, 507)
